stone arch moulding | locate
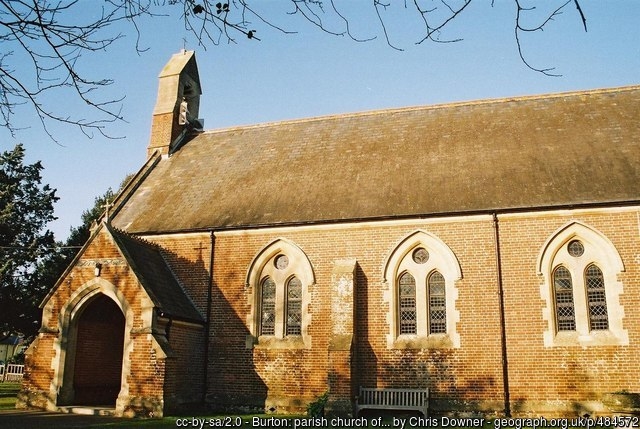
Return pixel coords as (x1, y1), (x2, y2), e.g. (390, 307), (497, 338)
(46, 278), (137, 414)
(383, 230), (462, 349)
(537, 221), (628, 347)
(245, 238), (315, 348)
(537, 221), (625, 276)
(383, 230), (462, 283)
(245, 238), (316, 288)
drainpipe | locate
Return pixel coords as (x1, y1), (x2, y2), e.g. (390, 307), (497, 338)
(493, 213), (511, 417)
(202, 231), (215, 405)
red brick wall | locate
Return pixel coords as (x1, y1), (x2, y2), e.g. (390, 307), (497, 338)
(152, 233), (211, 315)
(148, 113), (175, 157)
(19, 334), (56, 410)
(19, 228), (167, 417)
(146, 209), (639, 415)
(498, 211), (640, 414)
(21, 208), (640, 417)
(144, 219), (506, 412)
(163, 321), (206, 412)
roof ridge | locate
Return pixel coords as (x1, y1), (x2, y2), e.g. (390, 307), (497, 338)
(201, 84), (640, 135)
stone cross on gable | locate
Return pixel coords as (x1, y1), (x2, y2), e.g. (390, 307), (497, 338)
(102, 199), (113, 222)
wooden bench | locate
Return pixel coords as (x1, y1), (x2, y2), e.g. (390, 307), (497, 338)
(355, 387), (429, 417)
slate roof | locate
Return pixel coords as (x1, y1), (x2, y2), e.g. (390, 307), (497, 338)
(108, 225), (204, 324)
(113, 86), (640, 234)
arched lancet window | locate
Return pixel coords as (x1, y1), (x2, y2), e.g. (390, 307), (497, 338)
(247, 239), (314, 345)
(428, 271), (446, 334)
(553, 266), (576, 332)
(286, 276), (302, 336)
(260, 277), (276, 336)
(537, 221), (628, 347)
(383, 230), (461, 349)
(398, 272), (417, 335)
(585, 264), (608, 331)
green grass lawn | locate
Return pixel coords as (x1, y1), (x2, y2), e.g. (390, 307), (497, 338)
(85, 413), (494, 428)
(88, 415), (624, 429)
(86, 414), (402, 428)
(0, 382), (20, 410)
(1, 386), (596, 429)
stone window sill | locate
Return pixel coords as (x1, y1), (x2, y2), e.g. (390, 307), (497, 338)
(247, 335), (309, 350)
(547, 330), (628, 347)
(392, 334), (454, 350)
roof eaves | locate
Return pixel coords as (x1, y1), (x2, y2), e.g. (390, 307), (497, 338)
(123, 198), (640, 237)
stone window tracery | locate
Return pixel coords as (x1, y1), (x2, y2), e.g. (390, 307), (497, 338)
(246, 239), (314, 349)
(384, 230), (461, 349)
(538, 221), (627, 347)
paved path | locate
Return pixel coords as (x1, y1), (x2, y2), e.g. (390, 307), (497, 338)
(0, 409), (133, 428)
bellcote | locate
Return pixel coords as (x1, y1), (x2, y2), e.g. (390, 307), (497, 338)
(147, 50), (202, 158)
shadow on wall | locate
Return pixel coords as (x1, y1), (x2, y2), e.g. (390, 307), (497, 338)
(161, 242), (267, 412)
(510, 354), (638, 416)
(157, 246), (207, 413)
(355, 264), (377, 392)
(354, 263), (502, 413)
(376, 344), (498, 413)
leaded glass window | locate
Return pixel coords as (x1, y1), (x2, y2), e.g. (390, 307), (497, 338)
(399, 272), (417, 334)
(553, 266), (576, 331)
(260, 277), (276, 335)
(585, 264), (608, 331)
(286, 276), (302, 335)
(428, 271), (446, 334)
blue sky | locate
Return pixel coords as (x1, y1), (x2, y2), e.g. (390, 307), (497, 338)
(3, 0), (639, 240)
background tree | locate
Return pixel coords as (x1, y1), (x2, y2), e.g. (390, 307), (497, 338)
(64, 174), (132, 251)
(0, 144), (57, 337)
(0, 148), (130, 339)
(0, 0), (586, 141)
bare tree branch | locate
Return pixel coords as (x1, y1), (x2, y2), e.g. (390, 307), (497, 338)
(415, 0), (471, 45)
(573, 0), (587, 31)
(514, 0), (580, 76)
(331, 0), (375, 43)
(0, 0), (154, 141)
(0, 0), (590, 142)
(373, 0), (403, 51)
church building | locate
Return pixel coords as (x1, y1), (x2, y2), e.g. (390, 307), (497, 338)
(18, 51), (640, 417)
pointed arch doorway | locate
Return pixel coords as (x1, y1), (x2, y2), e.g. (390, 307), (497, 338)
(71, 294), (125, 406)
